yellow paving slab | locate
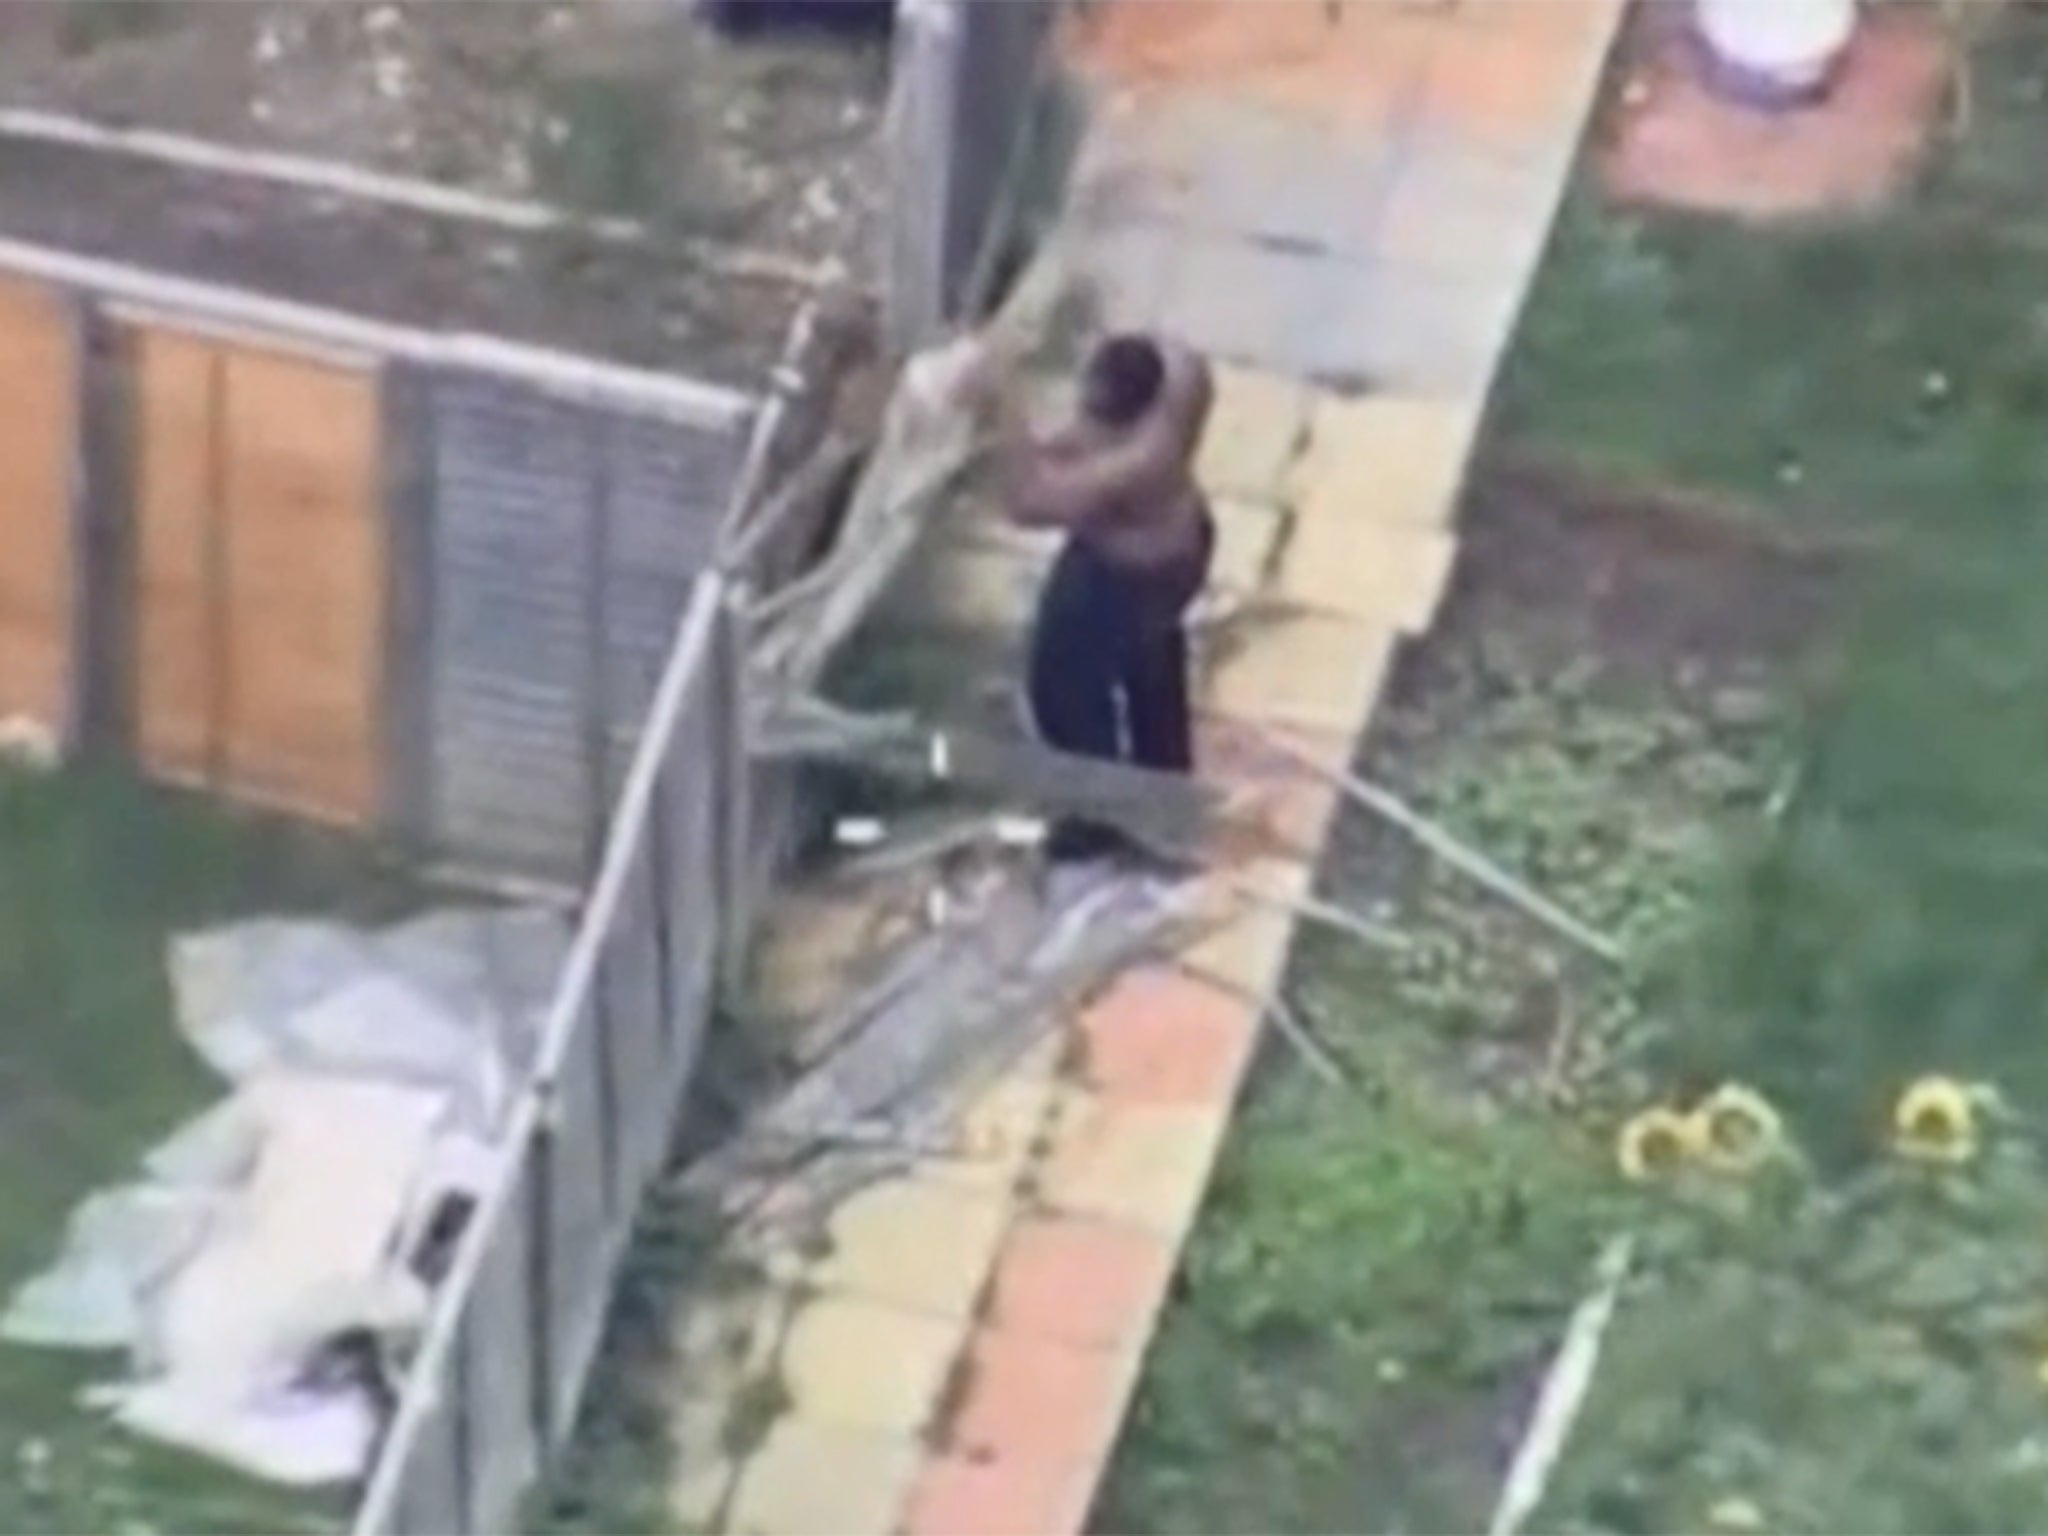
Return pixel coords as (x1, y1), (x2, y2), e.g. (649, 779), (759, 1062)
(1285, 393), (1482, 529)
(798, 1173), (1011, 1319)
(1274, 515), (1457, 635)
(929, 1067), (1059, 1196)
(1203, 609), (1398, 735)
(1208, 495), (1288, 605)
(672, 1442), (743, 1533)
(1223, 855), (1317, 909)
(1180, 890), (1299, 1001)
(722, 1417), (921, 1536)
(779, 1291), (963, 1435)
(1033, 1090), (1231, 1240)
(665, 1278), (802, 1526)
(1197, 363), (1314, 501)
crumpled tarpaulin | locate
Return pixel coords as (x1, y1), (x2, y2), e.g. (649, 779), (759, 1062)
(2, 907), (569, 1486)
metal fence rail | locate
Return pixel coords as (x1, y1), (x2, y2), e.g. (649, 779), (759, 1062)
(352, 572), (742, 1536)
(882, 0), (1066, 347)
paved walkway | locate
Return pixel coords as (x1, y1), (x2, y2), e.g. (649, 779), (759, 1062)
(666, 3), (1623, 1531)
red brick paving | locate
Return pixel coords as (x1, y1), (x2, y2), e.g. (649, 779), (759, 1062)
(986, 1213), (1178, 1350)
(1067, 965), (1257, 1107)
(1600, 2), (1950, 218)
(899, 1452), (1097, 1536)
(942, 1327), (1134, 1466)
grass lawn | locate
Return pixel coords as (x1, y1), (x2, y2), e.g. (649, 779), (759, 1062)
(0, 765), (418, 1534)
(1102, 9), (2048, 1534)
(1098, 465), (1823, 1534)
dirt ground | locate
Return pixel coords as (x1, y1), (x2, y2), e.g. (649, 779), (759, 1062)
(0, 0), (887, 373)
(0, 132), (797, 377)
(1422, 451), (1841, 690)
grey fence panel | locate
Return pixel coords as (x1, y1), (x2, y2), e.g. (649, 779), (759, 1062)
(538, 1002), (621, 1443)
(384, 1369), (467, 1536)
(658, 745), (718, 1062)
(358, 581), (755, 1535)
(456, 1146), (541, 1536)
(600, 847), (669, 1197)
(429, 373), (600, 878)
(598, 411), (748, 811)
(429, 372), (752, 880)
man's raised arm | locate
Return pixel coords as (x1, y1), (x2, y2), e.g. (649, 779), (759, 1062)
(995, 343), (1213, 529)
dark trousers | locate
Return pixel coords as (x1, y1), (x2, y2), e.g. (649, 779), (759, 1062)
(1026, 518), (1214, 863)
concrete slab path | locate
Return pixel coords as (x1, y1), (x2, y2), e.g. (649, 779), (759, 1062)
(666, 3), (1625, 1531)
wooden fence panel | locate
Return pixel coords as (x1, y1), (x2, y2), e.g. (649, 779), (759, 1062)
(0, 277), (77, 739)
(131, 325), (219, 787)
(131, 324), (385, 824)
(219, 344), (384, 823)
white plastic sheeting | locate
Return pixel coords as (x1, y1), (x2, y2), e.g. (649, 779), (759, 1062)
(2, 908), (569, 1486)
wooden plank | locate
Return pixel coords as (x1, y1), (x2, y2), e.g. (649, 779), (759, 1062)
(0, 274), (76, 737)
(130, 323), (220, 787)
(219, 343), (385, 824)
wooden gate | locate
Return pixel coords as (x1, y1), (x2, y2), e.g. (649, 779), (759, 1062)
(130, 324), (385, 825)
(0, 276), (77, 739)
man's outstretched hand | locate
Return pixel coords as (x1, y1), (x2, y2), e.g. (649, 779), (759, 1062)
(903, 330), (1009, 423)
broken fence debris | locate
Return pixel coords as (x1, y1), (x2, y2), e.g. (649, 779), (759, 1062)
(1251, 724), (1624, 964)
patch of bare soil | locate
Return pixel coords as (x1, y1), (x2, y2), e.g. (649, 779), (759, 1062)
(0, 133), (795, 376)
(0, 1), (886, 265)
(1407, 451), (1844, 704)
(0, 2), (886, 376)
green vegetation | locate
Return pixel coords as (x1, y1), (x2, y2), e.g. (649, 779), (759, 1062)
(1496, 26), (2048, 531)
(1103, 609), (1797, 1532)
(0, 765), (415, 1534)
(1545, 1109), (2048, 1536)
(1111, 8), (2048, 1533)
(1499, 11), (2048, 1160)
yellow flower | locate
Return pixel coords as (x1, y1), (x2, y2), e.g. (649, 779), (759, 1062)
(1616, 1106), (1701, 1181)
(1892, 1076), (1981, 1165)
(1708, 1497), (1765, 1531)
(1691, 1083), (1785, 1174)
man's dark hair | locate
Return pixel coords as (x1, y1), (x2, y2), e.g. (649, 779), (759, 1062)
(1081, 334), (1166, 428)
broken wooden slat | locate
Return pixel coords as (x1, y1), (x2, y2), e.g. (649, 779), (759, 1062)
(754, 700), (1226, 865)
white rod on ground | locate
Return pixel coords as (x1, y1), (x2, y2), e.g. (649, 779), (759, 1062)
(1176, 959), (1352, 1090)
(1221, 879), (1408, 953)
(1252, 725), (1624, 964)
(1487, 1234), (1635, 1536)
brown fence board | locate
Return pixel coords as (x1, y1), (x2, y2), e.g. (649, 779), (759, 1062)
(131, 323), (385, 824)
(0, 276), (77, 738)
(220, 345), (384, 823)
(131, 325), (219, 787)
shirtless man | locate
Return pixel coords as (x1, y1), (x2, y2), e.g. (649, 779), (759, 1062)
(977, 332), (1216, 869)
